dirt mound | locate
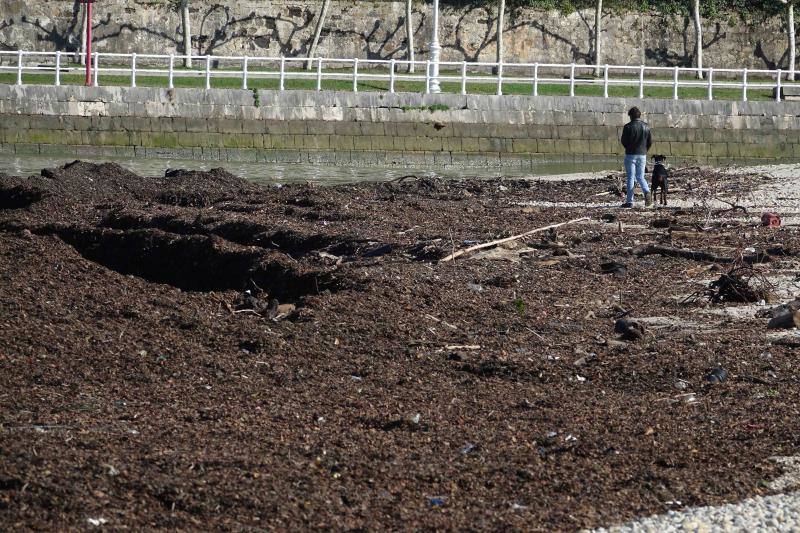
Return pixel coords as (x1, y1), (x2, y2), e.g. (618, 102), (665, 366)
(0, 174), (46, 209)
(36, 160), (155, 201)
(158, 168), (264, 207)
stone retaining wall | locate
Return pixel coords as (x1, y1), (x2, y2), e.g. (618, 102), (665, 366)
(1, 85), (799, 167)
(0, 1), (792, 70)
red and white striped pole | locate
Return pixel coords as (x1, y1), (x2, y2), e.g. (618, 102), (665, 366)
(83, 0), (95, 86)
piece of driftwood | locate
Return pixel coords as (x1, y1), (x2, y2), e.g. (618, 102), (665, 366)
(636, 244), (733, 263)
(440, 217), (590, 262)
(636, 244), (771, 265)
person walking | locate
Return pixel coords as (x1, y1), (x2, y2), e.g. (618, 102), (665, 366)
(620, 107), (652, 208)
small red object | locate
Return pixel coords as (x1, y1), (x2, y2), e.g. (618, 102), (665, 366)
(761, 213), (781, 228)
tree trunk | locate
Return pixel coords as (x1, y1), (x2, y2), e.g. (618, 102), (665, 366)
(306, 0), (331, 70)
(594, 0), (603, 76)
(790, 2), (796, 81)
(181, 0), (192, 68)
(496, 0), (506, 66)
(693, 0), (703, 79)
(78, 3), (86, 66)
(406, 0), (415, 73)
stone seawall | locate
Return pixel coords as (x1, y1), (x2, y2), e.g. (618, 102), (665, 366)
(0, 85), (799, 167)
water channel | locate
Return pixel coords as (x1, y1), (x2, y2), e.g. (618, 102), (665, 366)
(0, 153), (621, 185)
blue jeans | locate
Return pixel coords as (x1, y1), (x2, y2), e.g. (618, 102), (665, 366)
(624, 154), (649, 204)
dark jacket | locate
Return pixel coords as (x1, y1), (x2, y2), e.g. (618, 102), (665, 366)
(621, 119), (652, 155)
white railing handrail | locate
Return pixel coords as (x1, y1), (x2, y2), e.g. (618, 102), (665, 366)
(0, 49), (796, 102)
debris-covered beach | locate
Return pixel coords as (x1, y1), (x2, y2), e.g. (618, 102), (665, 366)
(2, 161), (800, 530)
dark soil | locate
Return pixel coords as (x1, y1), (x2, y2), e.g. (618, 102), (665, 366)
(1, 162), (799, 530)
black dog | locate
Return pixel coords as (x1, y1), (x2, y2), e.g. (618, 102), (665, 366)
(651, 155), (669, 206)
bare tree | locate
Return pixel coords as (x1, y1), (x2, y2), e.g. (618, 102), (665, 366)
(78, 2), (86, 65)
(306, 0), (331, 70)
(406, 0), (415, 73)
(693, 0), (703, 79)
(496, 0), (506, 66)
(594, 0), (603, 76)
(783, 0), (797, 80)
(181, 0), (192, 67)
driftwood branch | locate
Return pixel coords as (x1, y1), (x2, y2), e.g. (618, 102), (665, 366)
(636, 244), (770, 265)
(636, 244), (733, 264)
(439, 217), (590, 262)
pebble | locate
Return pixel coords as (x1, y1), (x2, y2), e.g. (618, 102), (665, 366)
(591, 491), (800, 532)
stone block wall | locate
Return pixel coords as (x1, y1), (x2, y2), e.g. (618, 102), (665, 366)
(0, 1), (793, 70)
(0, 85), (799, 167)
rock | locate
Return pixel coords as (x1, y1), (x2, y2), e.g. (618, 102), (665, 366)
(614, 319), (646, 341)
(601, 261), (627, 277)
(706, 367), (728, 383)
(762, 212), (782, 228)
(767, 310), (800, 329)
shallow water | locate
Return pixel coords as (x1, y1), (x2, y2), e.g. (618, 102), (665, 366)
(0, 154), (620, 185)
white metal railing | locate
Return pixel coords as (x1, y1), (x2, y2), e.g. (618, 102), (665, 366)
(0, 50), (797, 102)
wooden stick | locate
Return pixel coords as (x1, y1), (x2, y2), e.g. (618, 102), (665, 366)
(439, 217), (590, 262)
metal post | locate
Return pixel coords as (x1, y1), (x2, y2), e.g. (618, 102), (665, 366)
(461, 61), (467, 95)
(317, 58), (324, 91)
(673, 66), (679, 100)
(92, 52), (99, 87)
(496, 62), (503, 96)
(205, 55), (211, 90)
(16, 50), (23, 86)
(353, 58), (359, 93)
(242, 56), (248, 90)
(425, 59), (431, 94)
(389, 58), (396, 93)
(776, 69), (783, 102)
(532, 63), (538, 96)
(168, 54), (175, 89)
(707, 67), (714, 101)
(279, 56), (285, 91)
(569, 63), (575, 97)
(603, 64), (609, 98)
(742, 68), (748, 102)
(638, 65), (645, 99)
(85, 0), (93, 86)
(131, 53), (137, 88)
(429, 0), (441, 93)
(55, 51), (61, 87)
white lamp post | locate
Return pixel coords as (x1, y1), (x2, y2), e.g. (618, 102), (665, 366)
(429, 0), (441, 93)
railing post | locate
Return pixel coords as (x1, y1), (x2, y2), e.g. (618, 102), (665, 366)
(279, 56), (285, 91)
(353, 58), (359, 93)
(776, 69), (783, 102)
(168, 54), (175, 89)
(242, 56), (249, 90)
(389, 58), (396, 93)
(426, 60), (431, 94)
(532, 63), (538, 96)
(707, 67), (713, 101)
(742, 68), (748, 102)
(131, 53), (137, 88)
(673, 66), (679, 100)
(205, 55), (211, 90)
(317, 58), (324, 91)
(603, 64), (609, 98)
(496, 62), (503, 96)
(55, 51), (61, 87)
(569, 63), (575, 97)
(638, 65), (645, 99)
(16, 50), (23, 86)
(461, 61), (467, 95)
(93, 52), (99, 87)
